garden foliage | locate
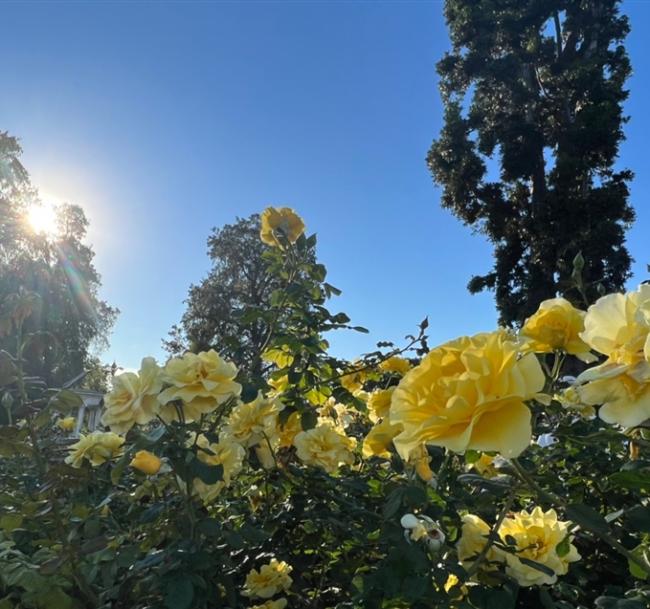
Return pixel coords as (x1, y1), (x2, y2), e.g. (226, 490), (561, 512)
(1, 207), (649, 609)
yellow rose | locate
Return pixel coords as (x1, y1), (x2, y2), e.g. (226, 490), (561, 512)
(57, 416), (76, 432)
(498, 507), (580, 587)
(367, 387), (395, 421)
(293, 422), (356, 473)
(260, 206), (305, 247)
(130, 450), (162, 475)
(225, 392), (284, 448)
(190, 433), (245, 504)
(457, 514), (501, 570)
(102, 357), (162, 433)
(317, 398), (356, 428)
(555, 386), (595, 419)
(521, 298), (594, 362)
(65, 432), (125, 468)
(277, 411), (302, 449)
(379, 356), (411, 375)
(576, 286), (650, 427)
(250, 600), (288, 609)
(408, 444), (435, 483)
(158, 350), (241, 422)
(339, 363), (368, 395)
(242, 558), (293, 599)
(470, 453), (499, 478)
(390, 331), (544, 459)
(362, 418), (403, 459)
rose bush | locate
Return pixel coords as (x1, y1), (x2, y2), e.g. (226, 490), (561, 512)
(1, 208), (649, 609)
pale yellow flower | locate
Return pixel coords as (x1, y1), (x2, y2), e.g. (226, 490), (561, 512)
(339, 363), (368, 395)
(293, 422), (356, 473)
(499, 507), (580, 587)
(225, 392), (284, 448)
(521, 298), (593, 361)
(158, 350), (241, 422)
(317, 398), (356, 428)
(260, 206), (305, 247)
(407, 444), (435, 483)
(555, 386), (596, 419)
(362, 418), (402, 459)
(102, 357), (162, 433)
(249, 600), (288, 609)
(400, 513), (446, 550)
(577, 285), (650, 427)
(470, 453), (498, 478)
(277, 411), (303, 449)
(379, 356), (411, 375)
(65, 432), (125, 468)
(242, 558), (293, 599)
(191, 433), (245, 504)
(130, 450), (161, 475)
(457, 514), (501, 570)
(367, 387), (394, 422)
(56, 416), (76, 432)
(390, 331), (544, 459)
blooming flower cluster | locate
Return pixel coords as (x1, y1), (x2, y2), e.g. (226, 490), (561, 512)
(242, 558), (293, 600)
(458, 507), (580, 587)
(576, 285), (650, 427)
(65, 431), (125, 467)
(57, 208), (650, 604)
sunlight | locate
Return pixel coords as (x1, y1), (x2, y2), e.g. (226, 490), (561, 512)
(27, 196), (59, 236)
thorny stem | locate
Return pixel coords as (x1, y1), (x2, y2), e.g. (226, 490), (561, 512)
(465, 491), (516, 578)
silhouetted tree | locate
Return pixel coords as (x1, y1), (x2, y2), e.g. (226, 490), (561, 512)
(428, 0), (634, 325)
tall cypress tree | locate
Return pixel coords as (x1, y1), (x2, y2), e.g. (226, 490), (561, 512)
(428, 0), (634, 325)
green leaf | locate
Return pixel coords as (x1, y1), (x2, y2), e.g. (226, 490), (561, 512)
(49, 389), (83, 413)
(383, 488), (404, 519)
(609, 470), (650, 491)
(628, 544), (650, 580)
(0, 351), (17, 386)
(555, 534), (571, 557)
(566, 503), (609, 535)
(111, 450), (131, 484)
(191, 458), (223, 485)
(595, 596), (646, 609)
(623, 505), (650, 533)
(164, 576), (194, 609)
(135, 424), (166, 448)
(300, 409), (318, 431)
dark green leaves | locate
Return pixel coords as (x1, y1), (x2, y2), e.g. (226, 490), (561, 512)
(565, 503), (610, 535)
(190, 459), (223, 485)
(164, 576), (194, 609)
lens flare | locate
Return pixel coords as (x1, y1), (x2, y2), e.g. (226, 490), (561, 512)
(27, 199), (58, 235)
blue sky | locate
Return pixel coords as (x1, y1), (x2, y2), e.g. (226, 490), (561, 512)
(1, 1), (649, 371)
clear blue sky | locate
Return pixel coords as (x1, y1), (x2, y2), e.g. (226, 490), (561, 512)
(1, 1), (648, 371)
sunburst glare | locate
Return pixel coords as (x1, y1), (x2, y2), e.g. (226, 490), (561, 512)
(27, 197), (59, 236)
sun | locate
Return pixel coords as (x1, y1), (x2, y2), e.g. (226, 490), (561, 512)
(27, 198), (59, 236)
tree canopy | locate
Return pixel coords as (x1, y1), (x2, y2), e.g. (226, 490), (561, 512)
(0, 131), (117, 387)
(428, 0), (634, 325)
(166, 214), (312, 377)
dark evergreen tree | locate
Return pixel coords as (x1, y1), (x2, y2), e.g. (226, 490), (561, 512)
(428, 0), (634, 325)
